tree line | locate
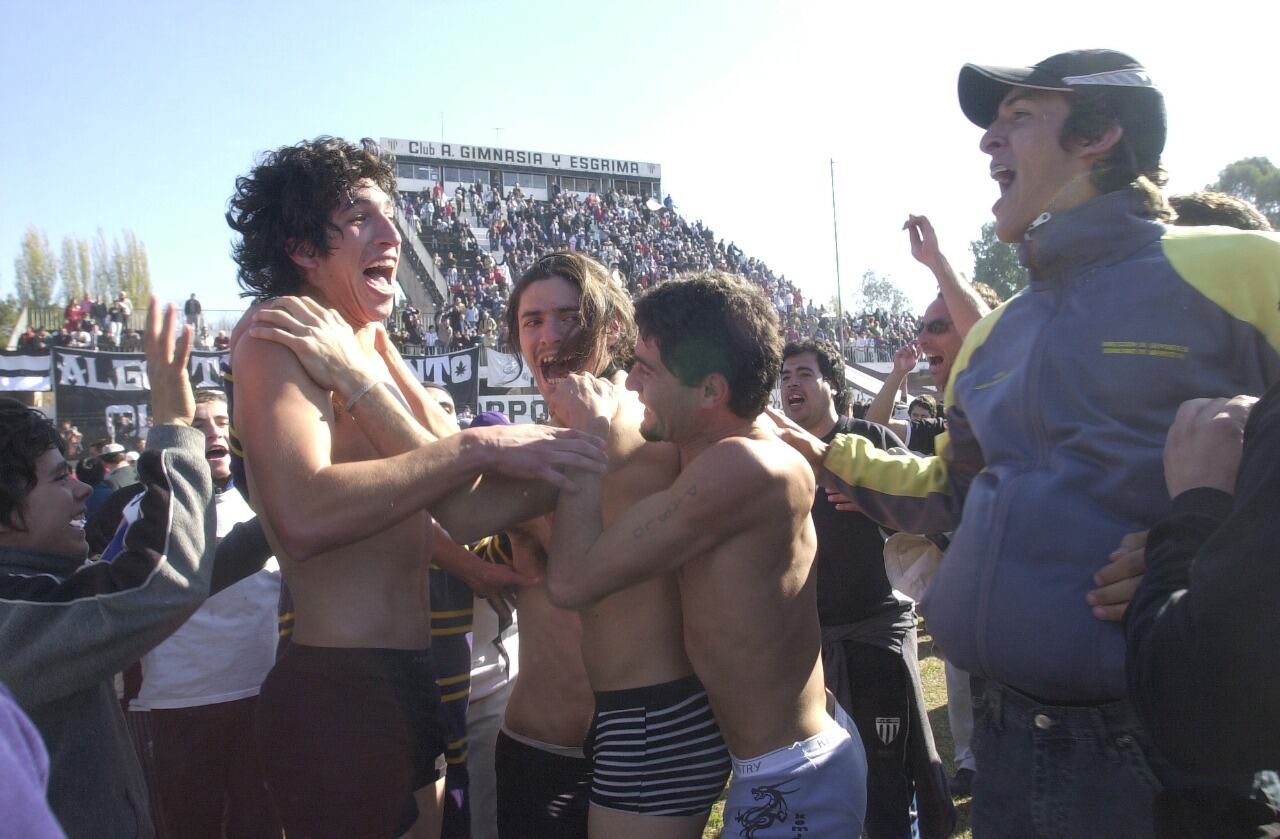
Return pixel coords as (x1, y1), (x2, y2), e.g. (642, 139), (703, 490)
(3, 227), (152, 341)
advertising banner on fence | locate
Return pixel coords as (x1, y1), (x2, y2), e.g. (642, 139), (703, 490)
(43, 346), (482, 443)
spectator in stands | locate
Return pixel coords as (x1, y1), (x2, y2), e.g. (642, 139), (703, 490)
(184, 293), (203, 331)
(78, 456), (112, 519)
(58, 421), (81, 459)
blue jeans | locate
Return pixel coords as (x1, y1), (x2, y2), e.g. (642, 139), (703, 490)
(970, 679), (1279, 839)
(970, 679), (1162, 839)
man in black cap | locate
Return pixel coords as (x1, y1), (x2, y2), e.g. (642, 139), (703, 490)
(772, 49), (1280, 838)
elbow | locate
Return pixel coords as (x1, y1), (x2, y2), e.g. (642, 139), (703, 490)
(546, 571), (594, 611)
(432, 509), (484, 548)
(270, 515), (329, 562)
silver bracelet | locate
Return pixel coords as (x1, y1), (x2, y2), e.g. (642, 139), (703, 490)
(344, 380), (382, 413)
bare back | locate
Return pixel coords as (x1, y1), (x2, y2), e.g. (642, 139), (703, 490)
(677, 426), (827, 758)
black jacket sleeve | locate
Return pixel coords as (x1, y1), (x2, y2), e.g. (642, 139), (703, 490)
(1125, 384), (1280, 775)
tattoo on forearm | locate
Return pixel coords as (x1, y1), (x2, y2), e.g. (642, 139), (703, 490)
(632, 484), (698, 540)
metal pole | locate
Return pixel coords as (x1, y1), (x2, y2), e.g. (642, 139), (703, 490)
(829, 158), (845, 356)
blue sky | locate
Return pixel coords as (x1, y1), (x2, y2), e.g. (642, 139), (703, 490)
(3, 0), (1277, 316)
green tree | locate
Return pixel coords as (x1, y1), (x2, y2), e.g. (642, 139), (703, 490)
(1208, 156), (1280, 228)
(970, 222), (1027, 301)
(92, 228), (113, 300)
(13, 225), (59, 306)
(0, 293), (18, 345)
(59, 235), (88, 302)
(117, 230), (152, 302)
(856, 269), (912, 315)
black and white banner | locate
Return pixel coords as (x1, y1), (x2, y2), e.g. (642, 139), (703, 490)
(0, 349), (53, 391)
(9, 344), (492, 432)
(52, 348), (228, 444)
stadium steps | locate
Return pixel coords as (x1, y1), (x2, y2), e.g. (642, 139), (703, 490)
(393, 206), (448, 314)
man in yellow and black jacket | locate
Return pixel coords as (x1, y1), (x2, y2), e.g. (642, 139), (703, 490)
(778, 49), (1280, 839)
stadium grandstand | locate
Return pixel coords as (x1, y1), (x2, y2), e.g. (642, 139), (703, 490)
(7, 138), (926, 403)
(378, 137), (923, 399)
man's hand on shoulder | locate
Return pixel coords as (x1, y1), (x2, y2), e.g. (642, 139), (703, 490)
(763, 407), (828, 476)
(248, 296), (381, 403)
(144, 297), (194, 426)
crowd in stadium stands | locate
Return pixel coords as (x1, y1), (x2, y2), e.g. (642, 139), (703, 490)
(16, 292), (231, 354)
(10, 189), (915, 366)
(390, 182), (920, 361)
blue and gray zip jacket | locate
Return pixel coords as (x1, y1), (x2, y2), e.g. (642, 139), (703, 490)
(823, 189), (1280, 703)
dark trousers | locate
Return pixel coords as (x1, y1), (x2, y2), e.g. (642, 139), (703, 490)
(495, 731), (589, 839)
(138, 696), (281, 839)
(832, 641), (914, 839)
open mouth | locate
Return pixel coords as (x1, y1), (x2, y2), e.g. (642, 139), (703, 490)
(363, 262), (396, 290)
(926, 354), (944, 369)
(69, 514), (85, 530)
(785, 393), (805, 411)
(991, 164), (1015, 195)
(206, 444), (229, 461)
(539, 357), (572, 383)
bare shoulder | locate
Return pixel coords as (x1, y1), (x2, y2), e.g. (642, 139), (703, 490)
(228, 331), (331, 434)
(698, 432), (813, 499)
(609, 394), (680, 483)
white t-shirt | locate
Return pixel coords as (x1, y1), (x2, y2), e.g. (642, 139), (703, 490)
(469, 593), (518, 703)
(130, 488), (281, 710)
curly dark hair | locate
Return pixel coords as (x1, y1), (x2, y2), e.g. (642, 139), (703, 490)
(782, 340), (849, 414)
(506, 251), (637, 377)
(634, 272), (780, 419)
(0, 398), (62, 531)
(908, 394), (938, 418)
(226, 137), (396, 301)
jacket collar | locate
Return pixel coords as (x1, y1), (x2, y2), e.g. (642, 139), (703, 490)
(0, 545), (87, 577)
(1018, 189), (1165, 284)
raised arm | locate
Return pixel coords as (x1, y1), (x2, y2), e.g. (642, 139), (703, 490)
(865, 344), (916, 438)
(904, 214), (989, 337)
(0, 301), (215, 707)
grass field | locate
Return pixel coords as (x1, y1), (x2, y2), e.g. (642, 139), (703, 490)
(701, 627), (973, 838)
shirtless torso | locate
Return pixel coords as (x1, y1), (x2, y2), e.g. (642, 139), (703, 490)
(547, 320), (868, 837)
(512, 268), (721, 837)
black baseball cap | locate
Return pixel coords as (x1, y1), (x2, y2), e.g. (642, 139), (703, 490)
(958, 49), (1166, 160)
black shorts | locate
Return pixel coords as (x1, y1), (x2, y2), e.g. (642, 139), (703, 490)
(495, 728), (590, 838)
(256, 644), (446, 839)
(584, 674), (731, 817)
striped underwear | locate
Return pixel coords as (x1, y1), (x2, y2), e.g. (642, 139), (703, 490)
(584, 674), (732, 817)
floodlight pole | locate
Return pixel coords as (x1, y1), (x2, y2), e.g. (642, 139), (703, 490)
(830, 158), (845, 357)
